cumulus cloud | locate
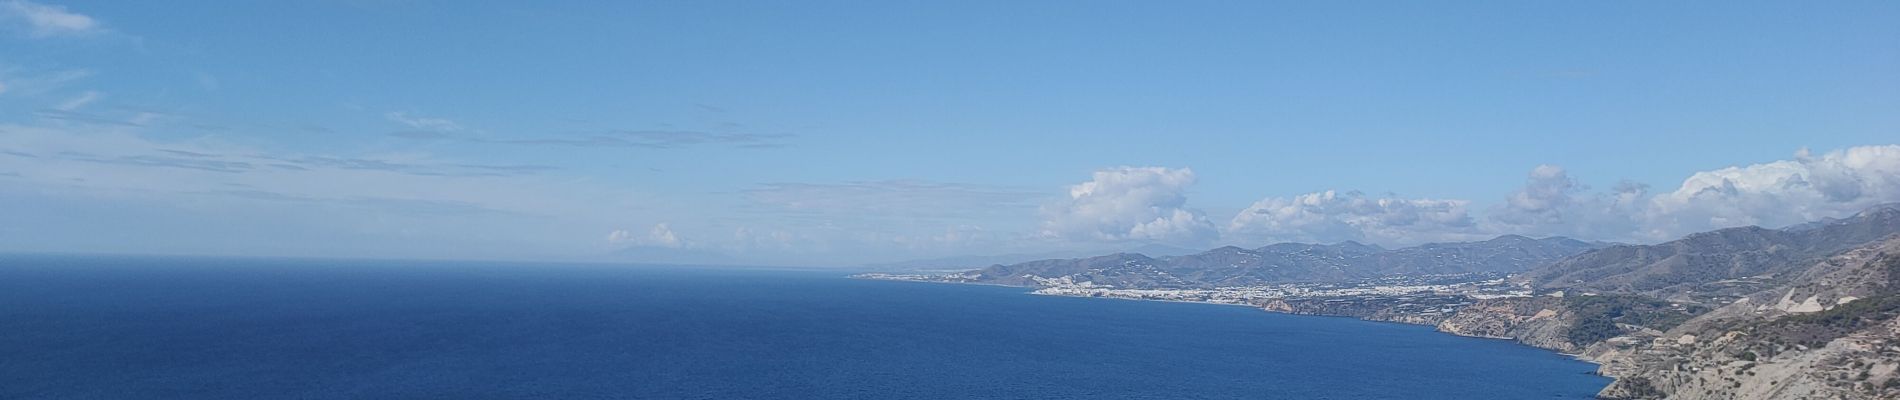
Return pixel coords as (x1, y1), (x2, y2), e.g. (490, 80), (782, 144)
(1642, 145), (1900, 237)
(1216, 145), (1900, 247)
(1495, 165), (1575, 225)
(1303, 144), (1900, 245)
(1227, 190), (1480, 245)
(608, 223), (683, 248)
(1483, 165), (1646, 239)
(1041, 166), (1217, 245)
(1, 0), (101, 37)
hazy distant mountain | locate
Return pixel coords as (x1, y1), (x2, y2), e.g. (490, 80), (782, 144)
(859, 250), (1101, 272)
(1518, 203), (1900, 298)
(968, 253), (1169, 287)
(961, 235), (1605, 288)
(1370, 235), (1603, 276)
(861, 243), (1206, 272)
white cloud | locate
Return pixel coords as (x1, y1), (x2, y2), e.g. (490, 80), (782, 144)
(1041, 166), (1217, 245)
(1227, 190), (1480, 245)
(1482, 165), (1646, 239)
(608, 223), (683, 248)
(1299, 144), (1900, 244)
(1, 0), (101, 37)
(1498, 164), (1575, 225)
(1641, 145), (1900, 237)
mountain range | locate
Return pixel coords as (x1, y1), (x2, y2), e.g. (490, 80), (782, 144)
(1520, 204), (1900, 300)
(921, 203), (1900, 399)
(855, 243), (1203, 272)
(958, 235), (1606, 288)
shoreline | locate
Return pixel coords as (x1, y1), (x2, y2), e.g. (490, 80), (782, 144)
(853, 275), (1612, 371)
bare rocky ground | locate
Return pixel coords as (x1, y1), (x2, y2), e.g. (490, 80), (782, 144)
(1435, 235), (1900, 399)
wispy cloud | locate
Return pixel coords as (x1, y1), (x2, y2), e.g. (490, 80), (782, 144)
(32, 109), (147, 127)
(745, 180), (1042, 219)
(613, 130), (792, 149)
(0, 66), (92, 96)
(381, 111), (795, 150)
(440, 130), (795, 149)
(190, 189), (530, 217)
(25, 150), (561, 178)
(0, 0), (102, 37)
(264, 155), (557, 177)
(53, 90), (100, 111)
(384, 111), (462, 132)
(0, 123), (635, 248)
(2, 124), (561, 182)
(57, 151), (255, 173)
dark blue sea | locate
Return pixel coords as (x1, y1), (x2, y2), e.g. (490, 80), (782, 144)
(0, 255), (1609, 399)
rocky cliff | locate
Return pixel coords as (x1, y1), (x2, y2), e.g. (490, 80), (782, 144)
(1433, 207), (1900, 399)
(1590, 239), (1900, 399)
(1435, 296), (1587, 353)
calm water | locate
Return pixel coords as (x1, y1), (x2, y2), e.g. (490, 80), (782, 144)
(0, 255), (1608, 399)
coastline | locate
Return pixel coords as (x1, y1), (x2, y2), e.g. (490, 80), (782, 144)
(1024, 290), (1263, 308)
(853, 275), (1611, 371)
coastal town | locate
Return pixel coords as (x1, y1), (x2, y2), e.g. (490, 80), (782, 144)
(854, 271), (1537, 325)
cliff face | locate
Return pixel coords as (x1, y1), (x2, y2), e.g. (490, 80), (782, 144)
(1434, 296), (1583, 353)
(1591, 242), (1900, 400)
(1442, 228), (1900, 399)
(1593, 314), (1900, 400)
(1260, 296), (1467, 326)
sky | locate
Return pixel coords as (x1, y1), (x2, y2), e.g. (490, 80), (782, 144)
(2, 1), (1898, 266)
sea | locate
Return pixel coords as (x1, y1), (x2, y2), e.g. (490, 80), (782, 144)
(0, 254), (1610, 399)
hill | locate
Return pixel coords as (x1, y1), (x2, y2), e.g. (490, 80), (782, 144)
(958, 235), (1603, 288)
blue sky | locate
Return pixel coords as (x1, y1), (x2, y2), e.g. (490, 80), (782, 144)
(2, 1), (1898, 266)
